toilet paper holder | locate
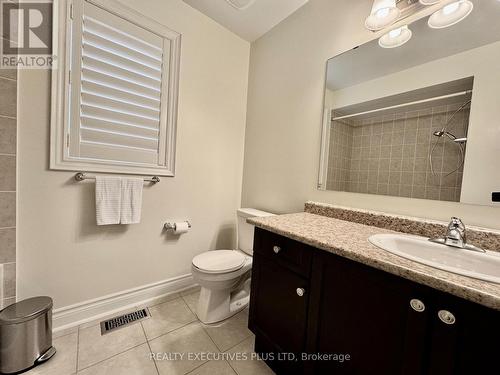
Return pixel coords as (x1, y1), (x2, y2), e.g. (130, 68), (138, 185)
(164, 221), (191, 231)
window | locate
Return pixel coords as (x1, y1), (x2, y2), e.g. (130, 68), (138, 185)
(51, 0), (180, 176)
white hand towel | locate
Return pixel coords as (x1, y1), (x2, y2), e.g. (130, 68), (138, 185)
(120, 177), (143, 224)
(95, 176), (122, 225)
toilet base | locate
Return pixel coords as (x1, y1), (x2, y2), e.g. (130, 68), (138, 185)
(196, 278), (251, 324)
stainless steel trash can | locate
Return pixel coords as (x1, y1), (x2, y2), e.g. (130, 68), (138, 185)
(0, 296), (56, 374)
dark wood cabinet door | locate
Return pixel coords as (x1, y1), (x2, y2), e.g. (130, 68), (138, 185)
(426, 292), (500, 375)
(249, 254), (309, 353)
(306, 252), (428, 375)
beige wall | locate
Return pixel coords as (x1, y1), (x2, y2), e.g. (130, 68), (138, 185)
(18, 0), (250, 308)
(241, 0), (500, 229)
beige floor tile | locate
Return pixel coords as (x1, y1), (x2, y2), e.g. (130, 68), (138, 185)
(135, 292), (180, 310)
(187, 360), (235, 375)
(179, 285), (200, 297)
(53, 326), (79, 340)
(202, 309), (252, 352)
(149, 322), (219, 375)
(181, 291), (199, 314)
(141, 298), (196, 340)
(226, 336), (275, 375)
(78, 322), (146, 370)
(77, 344), (157, 375)
(26, 332), (78, 375)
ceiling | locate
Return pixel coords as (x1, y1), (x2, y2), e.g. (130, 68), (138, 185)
(327, 0), (500, 91)
(183, 0), (309, 42)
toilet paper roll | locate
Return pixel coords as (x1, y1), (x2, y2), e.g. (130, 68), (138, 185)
(173, 221), (190, 234)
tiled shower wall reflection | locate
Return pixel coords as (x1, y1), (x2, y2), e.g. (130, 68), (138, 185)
(326, 104), (470, 202)
(0, 65), (16, 308)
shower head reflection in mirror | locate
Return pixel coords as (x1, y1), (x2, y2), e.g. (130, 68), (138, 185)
(429, 99), (471, 181)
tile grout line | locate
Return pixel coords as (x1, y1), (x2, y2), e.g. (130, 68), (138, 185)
(410, 112), (420, 198)
(183, 359), (238, 375)
(52, 328), (77, 340)
(145, 319), (197, 343)
(0, 75), (16, 83)
(180, 293), (196, 315)
(200, 309), (251, 353)
(182, 360), (211, 375)
(173, 300), (215, 374)
(200, 321), (223, 352)
(222, 333), (252, 353)
(76, 340), (146, 372)
(224, 359), (239, 375)
(140, 321), (161, 375)
(75, 325), (80, 374)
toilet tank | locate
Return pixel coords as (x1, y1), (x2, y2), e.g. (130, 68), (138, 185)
(237, 208), (274, 255)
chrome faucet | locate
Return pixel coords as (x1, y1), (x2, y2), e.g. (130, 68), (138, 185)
(429, 217), (485, 253)
(445, 217), (467, 247)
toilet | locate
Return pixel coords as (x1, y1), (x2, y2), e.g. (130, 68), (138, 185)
(191, 208), (274, 324)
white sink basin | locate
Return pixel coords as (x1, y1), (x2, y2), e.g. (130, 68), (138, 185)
(369, 234), (500, 284)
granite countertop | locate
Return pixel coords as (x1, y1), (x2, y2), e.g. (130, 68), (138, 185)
(248, 212), (500, 311)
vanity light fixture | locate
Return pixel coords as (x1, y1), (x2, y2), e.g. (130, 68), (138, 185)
(365, 0), (401, 31)
(428, 0), (474, 29)
(369, 0), (475, 49)
(378, 25), (413, 48)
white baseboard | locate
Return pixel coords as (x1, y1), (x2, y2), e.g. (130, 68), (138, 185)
(52, 273), (196, 333)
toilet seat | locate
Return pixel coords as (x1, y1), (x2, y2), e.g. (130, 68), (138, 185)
(192, 250), (246, 274)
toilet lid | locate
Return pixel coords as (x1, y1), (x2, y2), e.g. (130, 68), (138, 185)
(192, 250), (246, 273)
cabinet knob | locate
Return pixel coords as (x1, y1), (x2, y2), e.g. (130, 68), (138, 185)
(410, 299), (425, 312)
(438, 310), (456, 325)
(273, 245), (281, 254)
(296, 288), (305, 297)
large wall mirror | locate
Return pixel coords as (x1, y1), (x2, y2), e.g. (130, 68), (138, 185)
(318, 0), (500, 206)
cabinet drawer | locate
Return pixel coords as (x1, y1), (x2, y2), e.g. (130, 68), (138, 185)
(253, 228), (312, 277)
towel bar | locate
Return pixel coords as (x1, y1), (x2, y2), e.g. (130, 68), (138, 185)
(74, 173), (160, 184)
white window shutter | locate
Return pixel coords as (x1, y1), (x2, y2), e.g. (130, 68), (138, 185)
(67, 0), (171, 167)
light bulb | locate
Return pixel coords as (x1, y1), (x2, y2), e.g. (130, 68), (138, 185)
(376, 8), (390, 18)
(389, 28), (402, 38)
(419, 0), (442, 4)
(379, 25), (412, 48)
(443, 2), (460, 15)
(428, 0), (474, 29)
(365, 0), (401, 31)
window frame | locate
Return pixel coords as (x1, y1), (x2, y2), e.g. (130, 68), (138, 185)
(50, 0), (181, 176)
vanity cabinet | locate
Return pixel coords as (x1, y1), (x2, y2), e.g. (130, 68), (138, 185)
(249, 229), (313, 374)
(248, 228), (500, 375)
(306, 251), (426, 374)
